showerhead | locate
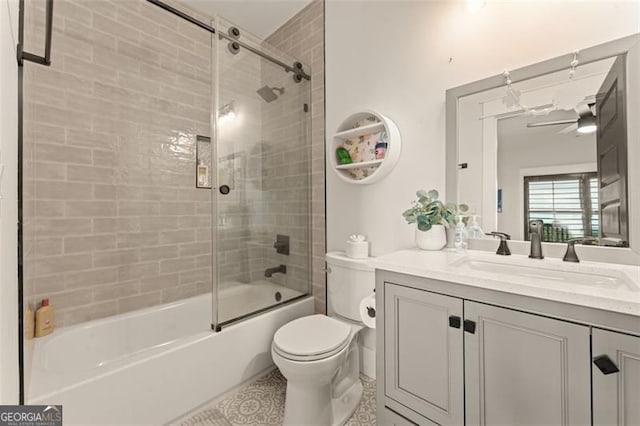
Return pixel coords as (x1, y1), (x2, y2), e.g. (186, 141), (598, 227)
(256, 85), (285, 103)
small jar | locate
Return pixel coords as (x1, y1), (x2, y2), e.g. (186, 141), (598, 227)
(375, 142), (387, 159)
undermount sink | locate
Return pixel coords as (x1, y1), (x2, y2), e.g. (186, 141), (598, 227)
(450, 255), (639, 291)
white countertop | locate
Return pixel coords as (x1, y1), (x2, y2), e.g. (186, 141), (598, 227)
(369, 249), (640, 317)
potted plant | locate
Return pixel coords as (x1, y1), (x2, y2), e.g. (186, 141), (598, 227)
(402, 189), (468, 250)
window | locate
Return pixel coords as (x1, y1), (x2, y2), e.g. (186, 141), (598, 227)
(524, 173), (598, 242)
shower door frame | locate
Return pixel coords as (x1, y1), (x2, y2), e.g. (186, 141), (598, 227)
(211, 15), (313, 331)
(15, 0), (56, 405)
(144, 0), (312, 332)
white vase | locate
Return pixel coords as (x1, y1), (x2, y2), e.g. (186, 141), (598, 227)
(415, 225), (447, 250)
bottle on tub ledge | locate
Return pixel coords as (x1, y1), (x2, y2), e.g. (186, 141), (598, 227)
(35, 298), (55, 338)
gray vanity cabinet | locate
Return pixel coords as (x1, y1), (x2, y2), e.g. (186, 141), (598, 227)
(381, 278), (592, 426)
(384, 283), (464, 425)
(592, 328), (640, 425)
(464, 301), (591, 426)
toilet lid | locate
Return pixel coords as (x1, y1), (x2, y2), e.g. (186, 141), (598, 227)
(273, 315), (351, 359)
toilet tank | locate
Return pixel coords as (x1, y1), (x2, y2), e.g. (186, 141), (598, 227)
(326, 251), (374, 322)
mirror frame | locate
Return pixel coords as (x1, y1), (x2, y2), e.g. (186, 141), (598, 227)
(446, 33), (640, 260)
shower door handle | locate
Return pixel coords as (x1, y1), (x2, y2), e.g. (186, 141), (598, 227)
(219, 185), (230, 195)
(17, 0), (54, 66)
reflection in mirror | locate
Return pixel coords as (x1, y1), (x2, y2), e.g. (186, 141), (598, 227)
(497, 58), (612, 243)
(449, 36), (639, 249)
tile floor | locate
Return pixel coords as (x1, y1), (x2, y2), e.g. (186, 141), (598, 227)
(179, 369), (376, 426)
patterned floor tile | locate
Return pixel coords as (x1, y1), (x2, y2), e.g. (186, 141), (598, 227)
(179, 408), (233, 426)
(182, 369), (376, 426)
(345, 374), (376, 426)
(216, 370), (286, 426)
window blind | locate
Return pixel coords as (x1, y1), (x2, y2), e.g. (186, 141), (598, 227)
(524, 173), (598, 241)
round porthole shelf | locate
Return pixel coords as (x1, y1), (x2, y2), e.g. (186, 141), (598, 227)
(330, 110), (402, 185)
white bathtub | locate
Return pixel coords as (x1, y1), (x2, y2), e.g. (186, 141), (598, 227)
(28, 282), (313, 425)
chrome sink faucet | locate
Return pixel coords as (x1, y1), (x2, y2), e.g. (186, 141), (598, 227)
(563, 237), (597, 262)
(486, 232), (511, 256)
(528, 220), (544, 259)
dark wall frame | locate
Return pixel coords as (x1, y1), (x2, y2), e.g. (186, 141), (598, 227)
(16, 0), (55, 405)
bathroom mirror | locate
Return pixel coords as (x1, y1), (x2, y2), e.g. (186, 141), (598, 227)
(446, 34), (639, 252)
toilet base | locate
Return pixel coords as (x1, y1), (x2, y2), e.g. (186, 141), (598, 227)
(283, 381), (333, 425)
(282, 378), (363, 426)
(331, 379), (363, 426)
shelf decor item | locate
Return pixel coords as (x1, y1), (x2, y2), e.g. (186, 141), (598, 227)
(331, 110), (402, 184)
(402, 189), (468, 250)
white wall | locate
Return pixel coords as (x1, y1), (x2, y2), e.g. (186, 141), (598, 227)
(325, 0), (640, 256)
(0, 0), (20, 404)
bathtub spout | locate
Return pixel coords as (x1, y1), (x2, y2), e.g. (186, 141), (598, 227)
(265, 265), (287, 277)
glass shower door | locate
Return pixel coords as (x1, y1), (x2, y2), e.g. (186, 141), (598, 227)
(213, 18), (312, 328)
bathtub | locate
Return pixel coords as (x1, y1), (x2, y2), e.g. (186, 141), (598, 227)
(28, 282), (313, 425)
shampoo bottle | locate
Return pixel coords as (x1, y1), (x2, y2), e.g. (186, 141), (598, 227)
(35, 298), (55, 338)
(197, 161), (209, 187)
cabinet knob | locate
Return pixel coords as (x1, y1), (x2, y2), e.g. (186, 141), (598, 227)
(593, 355), (620, 375)
(463, 319), (476, 334)
(449, 315), (461, 329)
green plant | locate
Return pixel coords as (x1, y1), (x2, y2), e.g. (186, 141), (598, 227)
(402, 189), (468, 232)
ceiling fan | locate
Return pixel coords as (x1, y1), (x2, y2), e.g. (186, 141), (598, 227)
(526, 103), (597, 134)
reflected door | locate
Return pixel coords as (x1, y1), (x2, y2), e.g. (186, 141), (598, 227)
(596, 55), (629, 247)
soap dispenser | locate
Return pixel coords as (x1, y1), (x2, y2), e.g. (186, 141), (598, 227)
(454, 215), (468, 252)
(468, 214), (484, 239)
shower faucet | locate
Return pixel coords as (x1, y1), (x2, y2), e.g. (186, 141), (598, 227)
(265, 265), (287, 278)
(256, 86), (285, 103)
(273, 234), (290, 255)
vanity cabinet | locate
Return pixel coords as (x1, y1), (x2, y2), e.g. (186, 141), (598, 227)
(379, 276), (613, 426)
(592, 328), (640, 425)
(384, 284), (464, 425)
(464, 301), (590, 426)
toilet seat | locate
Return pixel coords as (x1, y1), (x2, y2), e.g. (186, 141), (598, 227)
(273, 315), (351, 362)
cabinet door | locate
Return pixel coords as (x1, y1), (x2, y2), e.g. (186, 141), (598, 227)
(464, 301), (590, 426)
(592, 328), (640, 425)
(384, 283), (464, 425)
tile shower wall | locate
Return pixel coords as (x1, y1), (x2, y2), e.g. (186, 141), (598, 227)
(22, 0), (214, 327)
(265, 0), (326, 313)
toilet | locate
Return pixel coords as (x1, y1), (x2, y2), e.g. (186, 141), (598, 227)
(271, 252), (374, 426)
